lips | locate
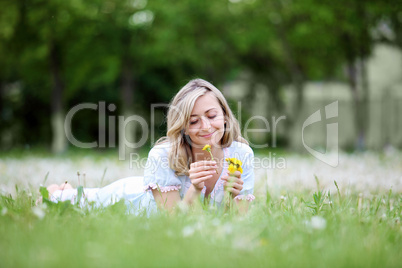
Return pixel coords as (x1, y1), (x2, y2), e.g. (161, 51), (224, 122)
(200, 131), (215, 138)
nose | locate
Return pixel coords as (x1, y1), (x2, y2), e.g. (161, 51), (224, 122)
(200, 116), (211, 130)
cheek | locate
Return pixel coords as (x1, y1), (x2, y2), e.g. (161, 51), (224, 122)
(187, 127), (198, 134)
(213, 119), (225, 136)
(211, 114), (224, 125)
(187, 129), (199, 140)
(213, 118), (225, 130)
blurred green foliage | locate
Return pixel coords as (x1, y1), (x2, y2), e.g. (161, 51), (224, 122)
(0, 0), (400, 151)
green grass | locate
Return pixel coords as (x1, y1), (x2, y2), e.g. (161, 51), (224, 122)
(0, 145), (150, 161)
(0, 183), (401, 268)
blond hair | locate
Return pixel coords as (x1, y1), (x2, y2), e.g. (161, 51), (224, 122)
(156, 78), (248, 176)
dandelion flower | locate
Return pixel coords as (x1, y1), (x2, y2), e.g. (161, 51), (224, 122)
(226, 158), (243, 174)
(202, 144), (218, 174)
(202, 144), (211, 152)
(228, 164), (236, 174)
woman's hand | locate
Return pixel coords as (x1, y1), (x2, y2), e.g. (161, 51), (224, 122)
(188, 160), (217, 191)
(221, 171), (243, 197)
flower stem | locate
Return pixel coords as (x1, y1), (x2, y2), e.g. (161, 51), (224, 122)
(207, 150), (219, 174)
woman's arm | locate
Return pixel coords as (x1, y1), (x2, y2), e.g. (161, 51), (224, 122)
(152, 184), (202, 211)
(151, 160), (217, 211)
(151, 189), (181, 211)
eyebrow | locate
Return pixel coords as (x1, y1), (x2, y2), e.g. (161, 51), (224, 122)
(190, 108), (217, 117)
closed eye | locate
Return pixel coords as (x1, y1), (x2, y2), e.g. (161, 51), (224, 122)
(189, 115), (217, 125)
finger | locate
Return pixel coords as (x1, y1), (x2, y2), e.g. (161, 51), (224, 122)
(226, 182), (241, 188)
(190, 161), (216, 170)
(190, 173), (213, 181)
(231, 182), (243, 191)
(224, 182), (236, 188)
(227, 188), (241, 196)
(227, 175), (239, 183)
(224, 181), (243, 191)
(192, 175), (213, 185)
(191, 161), (217, 168)
(190, 164), (218, 174)
(233, 171), (242, 178)
(225, 172), (240, 180)
(189, 170), (216, 180)
(229, 177), (243, 185)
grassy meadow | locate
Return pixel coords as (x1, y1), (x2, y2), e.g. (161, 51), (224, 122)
(0, 150), (401, 267)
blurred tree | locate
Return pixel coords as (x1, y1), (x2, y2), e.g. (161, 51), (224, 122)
(3, 0), (89, 153)
(149, 0), (238, 83)
(373, 0), (402, 47)
(325, 0), (397, 150)
(229, 0), (287, 111)
(230, 0), (399, 150)
(227, 0), (342, 146)
(0, 0), (400, 152)
(0, 0), (21, 149)
(84, 0), (155, 155)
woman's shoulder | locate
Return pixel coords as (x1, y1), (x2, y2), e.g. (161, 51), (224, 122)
(148, 141), (171, 158)
(228, 140), (254, 155)
(226, 141), (254, 169)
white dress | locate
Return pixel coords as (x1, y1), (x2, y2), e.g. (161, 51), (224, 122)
(50, 141), (255, 215)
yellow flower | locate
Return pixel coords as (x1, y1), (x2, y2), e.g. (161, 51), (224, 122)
(202, 144), (211, 152)
(203, 144), (218, 174)
(228, 164), (236, 174)
(226, 158), (242, 166)
(238, 166), (243, 174)
(233, 158), (242, 166)
(226, 157), (243, 174)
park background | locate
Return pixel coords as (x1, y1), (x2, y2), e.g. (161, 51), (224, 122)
(1, 0), (401, 155)
(1, 1), (402, 267)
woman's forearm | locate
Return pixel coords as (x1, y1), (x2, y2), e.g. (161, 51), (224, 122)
(152, 185), (201, 212)
(182, 184), (202, 205)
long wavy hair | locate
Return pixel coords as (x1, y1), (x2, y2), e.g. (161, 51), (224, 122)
(156, 78), (248, 176)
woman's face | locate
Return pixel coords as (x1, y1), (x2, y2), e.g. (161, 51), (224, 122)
(186, 92), (225, 148)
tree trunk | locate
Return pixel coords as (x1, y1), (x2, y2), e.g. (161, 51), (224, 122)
(49, 41), (66, 154)
(0, 83), (5, 149)
(272, 0), (305, 115)
(346, 58), (365, 150)
(272, 0), (305, 150)
(355, 1), (369, 150)
(358, 57), (369, 149)
(119, 57), (135, 157)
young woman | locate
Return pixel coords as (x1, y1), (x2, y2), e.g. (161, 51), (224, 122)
(47, 79), (255, 214)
